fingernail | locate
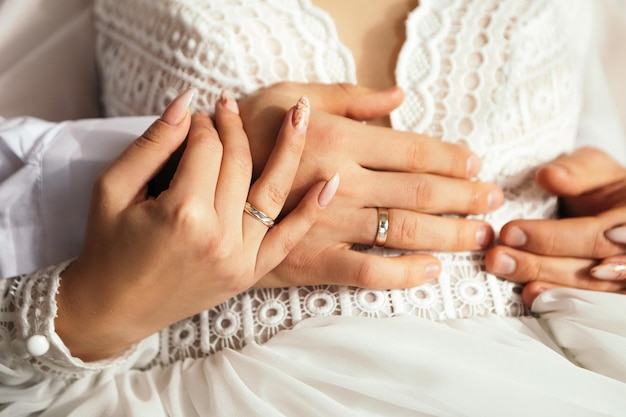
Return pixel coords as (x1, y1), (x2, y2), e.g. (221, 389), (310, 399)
(317, 173), (340, 208)
(475, 225), (493, 248)
(591, 263), (626, 280)
(425, 262), (441, 281)
(292, 95), (310, 131)
(487, 189), (504, 211)
(161, 88), (195, 126)
(493, 253), (517, 275)
(466, 154), (481, 177)
(220, 90), (239, 114)
(605, 226), (626, 244)
(503, 226), (527, 247)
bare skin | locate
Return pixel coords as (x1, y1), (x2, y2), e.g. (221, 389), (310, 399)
(313, 0), (416, 125)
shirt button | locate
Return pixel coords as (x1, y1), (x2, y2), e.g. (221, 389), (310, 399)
(26, 335), (50, 357)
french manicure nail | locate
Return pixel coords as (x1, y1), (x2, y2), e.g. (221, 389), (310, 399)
(487, 189), (504, 211)
(161, 88), (195, 126)
(318, 173), (340, 208)
(466, 154), (481, 177)
(425, 262), (441, 281)
(493, 253), (517, 275)
(220, 90), (239, 114)
(292, 95), (310, 131)
(503, 226), (527, 247)
(605, 226), (626, 244)
(475, 225), (493, 248)
(591, 263), (626, 280)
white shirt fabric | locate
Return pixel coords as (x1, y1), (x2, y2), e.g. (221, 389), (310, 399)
(1, 0), (626, 416)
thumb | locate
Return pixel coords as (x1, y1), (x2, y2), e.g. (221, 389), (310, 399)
(535, 146), (624, 196)
(99, 88), (195, 210)
(307, 83), (404, 121)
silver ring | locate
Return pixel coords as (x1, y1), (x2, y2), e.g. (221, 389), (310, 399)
(373, 207), (389, 247)
(244, 201), (275, 228)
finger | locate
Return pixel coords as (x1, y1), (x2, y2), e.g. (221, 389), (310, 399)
(101, 88), (194, 210)
(255, 176), (339, 278)
(258, 246), (441, 289)
(535, 147), (625, 196)
(245, 96), (309, 237)
(351, 124), (482, 179)
(165, 112), (223, 206)
(523, 279), (626, 308)
(499, 213), (626, 258)
(342, 208), (494, 251)
(304, 83), (405, 121)
(214, 91), (253, 227)
(484, 246), (626, 293)
(360, 171), (503, 214)
(317, 249), (442, 289)
(521, 281), (562, 308)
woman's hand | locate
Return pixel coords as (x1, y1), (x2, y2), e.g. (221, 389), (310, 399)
(485, 147), (626, 306)
(55, 90), (336, 361)
(239, 82), (504, 288)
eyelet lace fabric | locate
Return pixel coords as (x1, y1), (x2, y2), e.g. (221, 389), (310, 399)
(1, 262), (137, 379)
(15, 0), (584, 369)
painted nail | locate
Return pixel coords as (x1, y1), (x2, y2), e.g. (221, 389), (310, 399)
(317, 173), (340, 208)
(161, 88), (195, 126)
(292, 95), (310, 131)
(591, 263), (626, 280)
(425, 262), (442, 281)
(466, 154), (481, 177)
(503, 226), (527, 247)
(487, 189), (503, 211)
(475, 225), (492, 248)
(220, 90), (239, 114)
(605, 226), (626, 244)
(493, 253), (517, 275)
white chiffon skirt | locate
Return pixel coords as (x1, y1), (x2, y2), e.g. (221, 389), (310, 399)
(30, 289), (626, 416)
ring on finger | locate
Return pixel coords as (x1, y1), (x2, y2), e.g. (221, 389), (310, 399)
(373, 207), (389, 247)
(244, 201), (275, 228)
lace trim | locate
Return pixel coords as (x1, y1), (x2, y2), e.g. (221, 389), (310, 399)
(1, 262), (138, 379)
(146, 275), (526, 368)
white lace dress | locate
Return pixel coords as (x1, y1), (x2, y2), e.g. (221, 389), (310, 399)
(1, 0), (626, 416)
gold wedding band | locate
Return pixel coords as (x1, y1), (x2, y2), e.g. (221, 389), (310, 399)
(244, 201), (275, 228)
(373, 207), (389, 247)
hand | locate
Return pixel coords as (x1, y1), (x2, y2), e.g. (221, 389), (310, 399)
(239, 82), (504, 288)
(55, 90), (336, 361)
(484, 147), (626, 306)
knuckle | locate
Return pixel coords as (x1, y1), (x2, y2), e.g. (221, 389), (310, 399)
(528, 257), (547, 282)
(284, 131), (305, 155)
(189, 126), (222, 151)
(136, 124), (168, 152)
(91, 173), (115, 201)
(169, 196), (206, 230)
(279, 233), (301, 257)
(226, 145), (253, 172)
(412, 179), (432, 208)
(590, 232), (615, 258)
(398, 215), (420, 247)
(355, 258), (377, 288)
(264, 182), (289, 207)
(405, 141), (427, 171)
(453, 225), (470, 249)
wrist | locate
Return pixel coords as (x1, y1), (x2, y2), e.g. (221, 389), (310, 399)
(55, 261), (137, 362)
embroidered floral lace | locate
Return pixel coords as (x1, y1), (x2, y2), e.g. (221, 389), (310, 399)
(3, 0), (591, 374)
